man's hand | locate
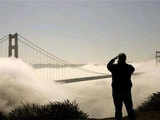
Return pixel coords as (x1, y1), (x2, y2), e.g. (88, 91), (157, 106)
(113, 56), (118, 60)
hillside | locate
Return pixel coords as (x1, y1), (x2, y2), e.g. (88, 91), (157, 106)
(0, 92), (159, 120)
(90, 92), (160, 120)
(90, 111), (160, 120)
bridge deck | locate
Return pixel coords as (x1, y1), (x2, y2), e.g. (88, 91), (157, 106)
(55, 75), (111, 84)
(55, 72), (142, 84)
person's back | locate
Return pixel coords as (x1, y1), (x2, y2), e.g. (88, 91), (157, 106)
(108, 62), (134, 92)
(107, 53), (136, 120)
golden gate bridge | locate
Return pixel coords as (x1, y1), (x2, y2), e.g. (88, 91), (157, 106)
(0, 33), (109, 83)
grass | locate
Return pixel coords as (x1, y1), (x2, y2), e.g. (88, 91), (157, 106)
(136, 92), (160, 112)
(1, 100), (88, 120)
(0, 92), (160, 120)
(90, 92), (160, 120)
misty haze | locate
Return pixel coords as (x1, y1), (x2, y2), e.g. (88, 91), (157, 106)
(0, 57), (159, 118)
(0, 0), (160, 120)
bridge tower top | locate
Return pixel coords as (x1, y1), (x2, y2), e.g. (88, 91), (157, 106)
(155, 50), (160, 64)
(8, 33), (18, 58)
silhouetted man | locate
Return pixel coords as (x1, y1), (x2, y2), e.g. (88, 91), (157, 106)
(107, 53), (136, 120)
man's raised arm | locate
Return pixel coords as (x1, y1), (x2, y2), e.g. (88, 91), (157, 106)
(107, 57), (117, 72)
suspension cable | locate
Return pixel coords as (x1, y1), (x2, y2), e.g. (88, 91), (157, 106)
(18, 34), (106, 75)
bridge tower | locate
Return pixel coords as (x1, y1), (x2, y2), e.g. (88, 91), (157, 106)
(8, 33), (18, 58)
(155, 50), (160, 64)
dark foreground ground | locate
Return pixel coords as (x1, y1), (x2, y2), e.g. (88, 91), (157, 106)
(1, 92), (160, 120)
(90, 92), (160, 120)
(90, 111), (160, 120)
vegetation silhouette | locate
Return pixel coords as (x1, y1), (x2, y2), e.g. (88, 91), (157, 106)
(90, 91), (160, 120)
(0, 93), (160, 120)
(136, 92), (160, 112)
(7, 100), (88, 120)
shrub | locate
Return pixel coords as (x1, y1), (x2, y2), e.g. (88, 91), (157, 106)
(136, 92), (160, 112)
(8, 100), (88, 120)
(0, 112), (7, 120)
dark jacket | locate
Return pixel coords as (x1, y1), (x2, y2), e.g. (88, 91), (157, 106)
(107, 59), (135, 91)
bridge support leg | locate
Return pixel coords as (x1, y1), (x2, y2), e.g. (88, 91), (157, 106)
(8, 33), (18, 58)
(156, 50), (160, 64)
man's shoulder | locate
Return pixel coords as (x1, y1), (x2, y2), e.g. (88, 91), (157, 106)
(126, 64), (135, 72)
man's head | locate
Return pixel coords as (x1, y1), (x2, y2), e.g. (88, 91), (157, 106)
(118, 53), (127, 64)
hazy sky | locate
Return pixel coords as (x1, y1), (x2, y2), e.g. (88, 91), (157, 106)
(0, 0), (160, 63)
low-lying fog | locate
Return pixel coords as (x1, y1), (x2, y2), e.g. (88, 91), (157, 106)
(0, 58), (159, 118)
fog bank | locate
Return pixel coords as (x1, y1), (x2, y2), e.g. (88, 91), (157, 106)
(0, 58), (159, 118)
